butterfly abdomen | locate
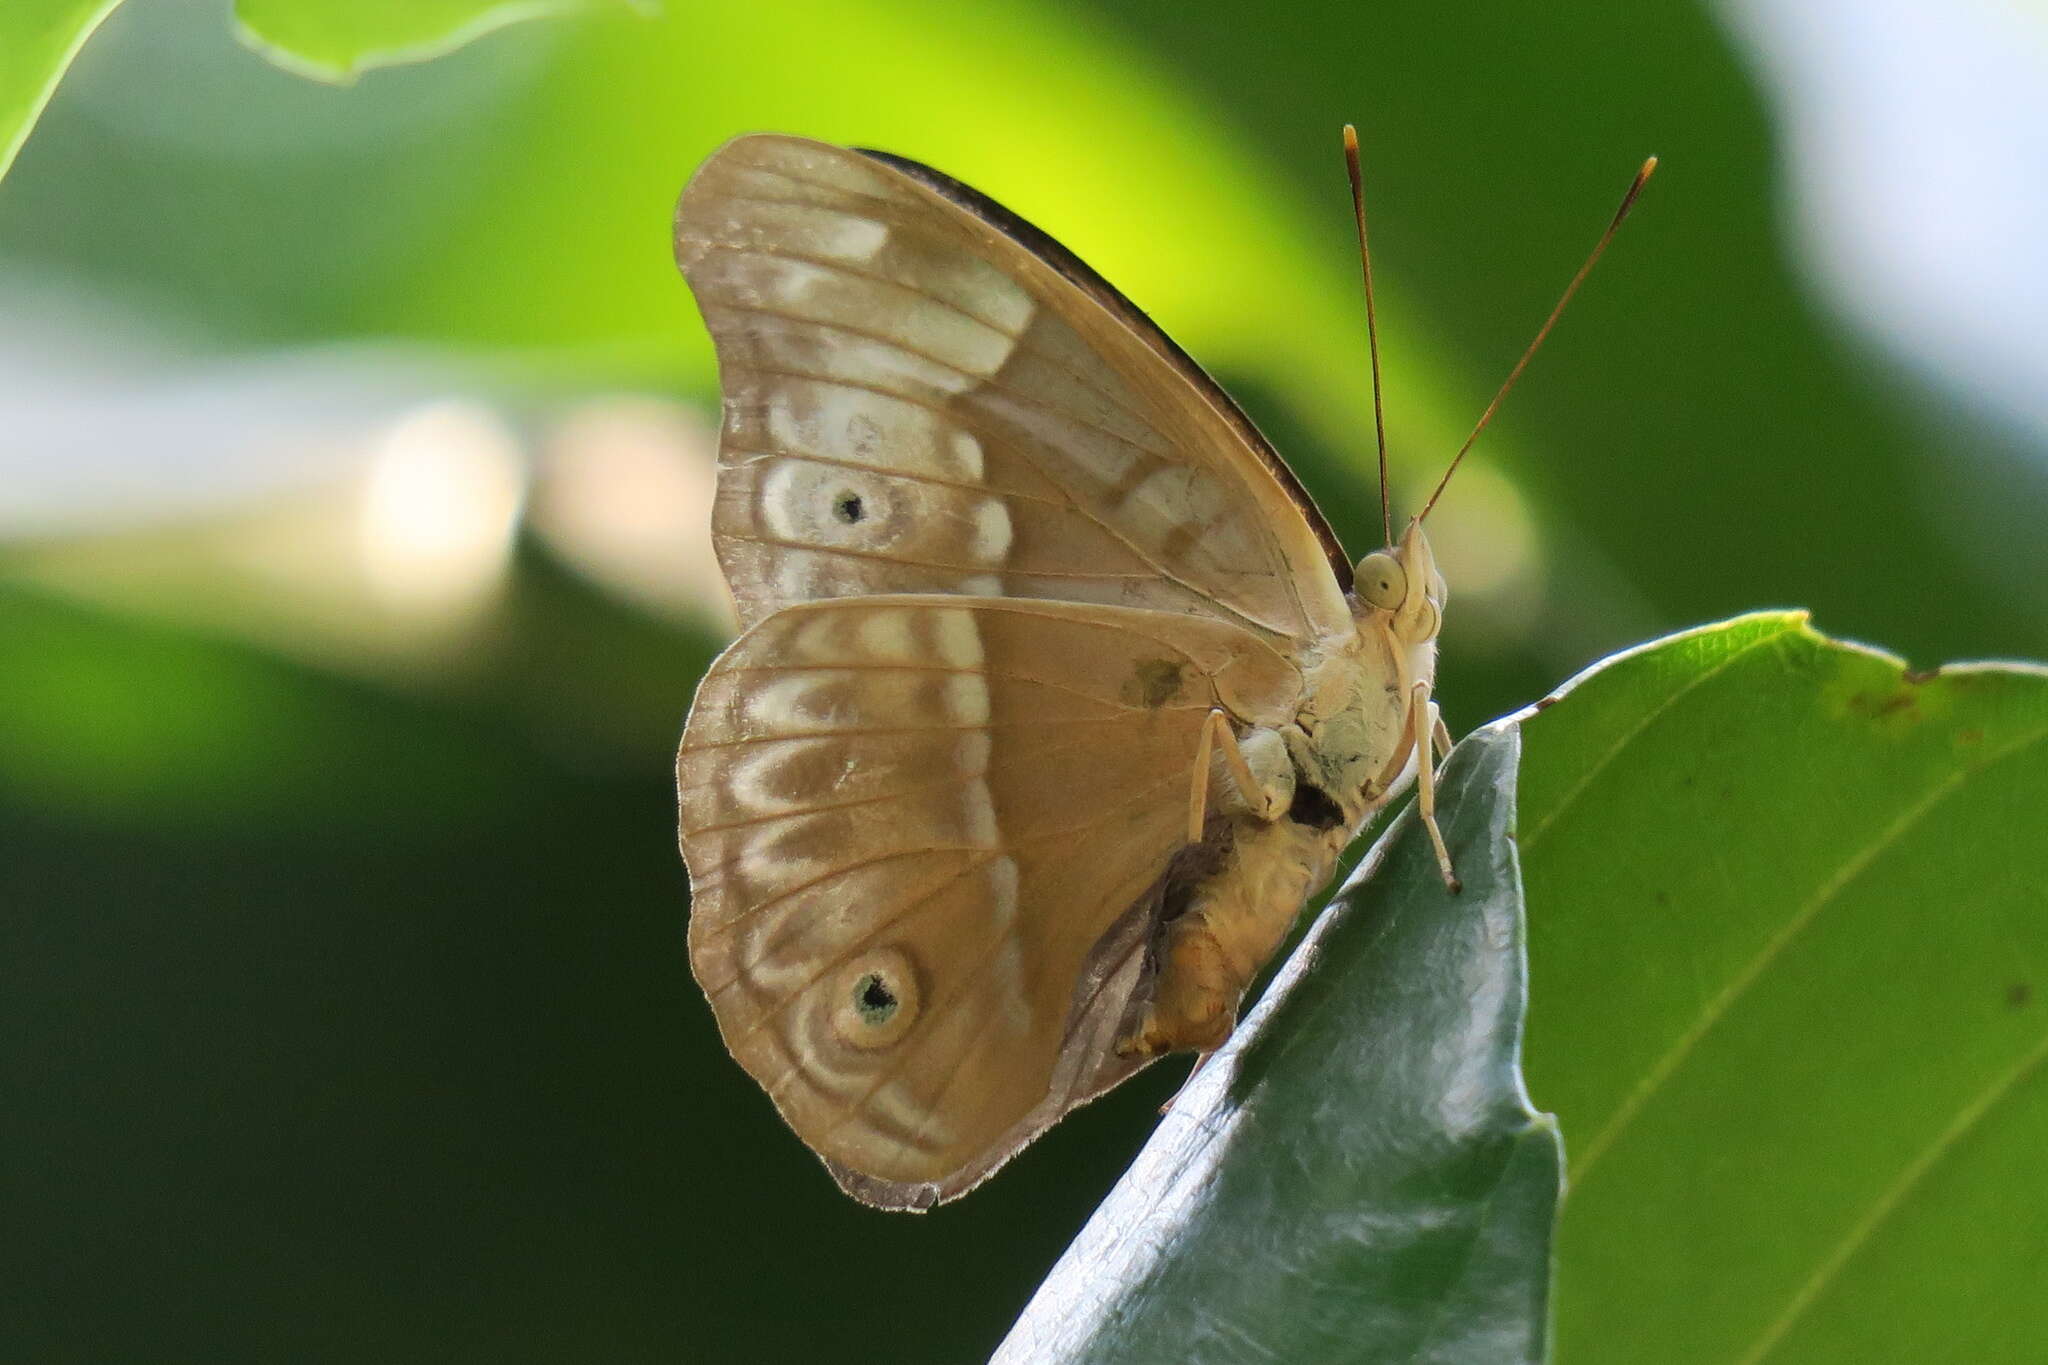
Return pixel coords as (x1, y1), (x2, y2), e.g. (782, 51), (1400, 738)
(1117, 809), (1353, 1058)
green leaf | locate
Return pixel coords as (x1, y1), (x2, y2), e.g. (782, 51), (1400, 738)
(0, 0), (122, 182)
(231, 0), (635, 84)
(1518, 613), (2048, 1362)
(996, 726), (1561, 1365)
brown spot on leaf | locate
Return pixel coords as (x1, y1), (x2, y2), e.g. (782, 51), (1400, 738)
(1958, 728), (1984, 746)
(1846, 687), (1920, 724)
(1125, 658), (1185, 709)
(1903, 666), (1941, 684)
(2009, 982), (2032, 1009)
(1533, 694), (1561, 712)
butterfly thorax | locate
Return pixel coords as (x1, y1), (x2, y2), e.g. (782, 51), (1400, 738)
(1288, 517), (1447, 830)
(1293, 626), (1436, 823)
(1116, 523), (1446, 1060)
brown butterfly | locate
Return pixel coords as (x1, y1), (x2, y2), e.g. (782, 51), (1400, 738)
(672, 133), (1650, 1209)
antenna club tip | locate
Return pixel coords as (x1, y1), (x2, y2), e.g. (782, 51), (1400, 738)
(1343, 124), (1359, 150)
(1640, 155), (1659, 179)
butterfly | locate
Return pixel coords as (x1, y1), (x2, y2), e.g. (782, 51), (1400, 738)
(671, 133), (1649, 1210)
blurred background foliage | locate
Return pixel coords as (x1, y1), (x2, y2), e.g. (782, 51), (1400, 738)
(5, 0), (2046, 1360)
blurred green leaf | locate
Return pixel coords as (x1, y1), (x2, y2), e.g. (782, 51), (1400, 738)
(0, 0), (121, 181)
(998, 727), (1560, 1365)
(231, 0), (630, 83)
(0, 581), (568, 836)
(1518, 613), (2048, 1362)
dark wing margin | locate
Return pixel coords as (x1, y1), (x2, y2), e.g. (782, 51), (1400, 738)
(856, 147), (1356, 593)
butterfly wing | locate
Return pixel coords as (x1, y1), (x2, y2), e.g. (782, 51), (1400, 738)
(680, 594), (1299, 1208)
(675, 136), (1351, 1205)
(675, 134), (1353, 642)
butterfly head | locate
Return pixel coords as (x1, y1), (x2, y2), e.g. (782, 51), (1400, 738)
(1352, 518), (1445, 646)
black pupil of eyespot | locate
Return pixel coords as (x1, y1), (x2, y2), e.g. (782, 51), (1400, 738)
(856, 973), (897, 1020)
(833, 493), (864, 523)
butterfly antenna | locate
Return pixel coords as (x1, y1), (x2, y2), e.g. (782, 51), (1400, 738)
(1419, 155), (1658, 521)
(1343, 124), (1394, 548)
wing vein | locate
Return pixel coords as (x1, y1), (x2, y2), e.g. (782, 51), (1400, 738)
(716, 305), (1175, 465)
(732, 530), (1170, 582)
(694, 233), (1024, 337)
(817, 765), (1191, 1162)
(682, 719), (1108, 754)
(698, 235), (1159, 422)
(721, 446), (1072, 509)
(693, 846), (988, 932)
(728, 851), (1003, 1042)
(728, 367), (1294, 641)
(728, 662), (1137, 713)
(685, 770), (986, 836)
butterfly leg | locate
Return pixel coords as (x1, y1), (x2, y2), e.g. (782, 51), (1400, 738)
(1411, 681), (1461, 893)
(1186, 712), (1220, 843)
(1188, 710), (1293, 841)
(1433, 708), (1453, 762)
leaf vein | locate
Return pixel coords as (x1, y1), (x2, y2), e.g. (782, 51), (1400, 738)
(1734, 1023), (2048, 1365)
(1570, 720), (2048, 1185)
(1523, 624), (1794, 849)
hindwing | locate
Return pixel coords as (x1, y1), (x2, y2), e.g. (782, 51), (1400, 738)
(679, 595), (1297, 1208)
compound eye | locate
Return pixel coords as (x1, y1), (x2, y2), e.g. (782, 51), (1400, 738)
(1356, 551), (1407, 610)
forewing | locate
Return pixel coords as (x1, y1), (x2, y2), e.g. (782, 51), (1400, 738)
(679, 595), (1298, 1208)
(674, 134), (1353, 643)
